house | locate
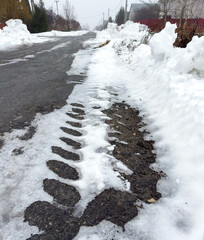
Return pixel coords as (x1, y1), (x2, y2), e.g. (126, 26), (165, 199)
(129, 3), (160, 21)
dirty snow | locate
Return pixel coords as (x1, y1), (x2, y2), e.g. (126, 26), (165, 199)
(1, 20), (204, 240)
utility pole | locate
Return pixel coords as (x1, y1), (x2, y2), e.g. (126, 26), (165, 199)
(124, 0), (128, 23)
(55, 0), (59, 15)
(103, 12), (105, 29)
(108, 8), (110, 21)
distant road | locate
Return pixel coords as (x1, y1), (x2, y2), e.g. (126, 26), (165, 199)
(0, 32), (95, 134)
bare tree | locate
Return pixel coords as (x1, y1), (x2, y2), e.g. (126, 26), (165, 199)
(64, 0), (75, 31)
(158, 0), (203, 24)
(173, 0), (201, 25)
(158, 0), (176, 23)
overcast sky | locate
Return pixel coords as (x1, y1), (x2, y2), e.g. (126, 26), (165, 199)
(33, 0), (154, 30)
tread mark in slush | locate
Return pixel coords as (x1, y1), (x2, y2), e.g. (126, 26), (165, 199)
(60, 127), (82, 137)
(70, 103), (85, 108)
(60, 137), (81, 149)
(47, 160), (79, 180)
(72, 108), (85, 115)
(24, 102), (162, 240)
(24, 201), (80, 240)
(66, 121), (82, 128)
(66, 113), (84, 120)
(43, 179), (81, 207)
(52, 146), (80, 161)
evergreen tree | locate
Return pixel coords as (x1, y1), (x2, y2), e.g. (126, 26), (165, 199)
(115, 7), (125, 26)
(108, 17), (113, 23)
(30, 4), (48, 33)
(39, 0), (45, 9)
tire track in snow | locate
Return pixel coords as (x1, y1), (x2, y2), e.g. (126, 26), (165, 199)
(24, 103), (86, 240)
(24, 93), (163, 240)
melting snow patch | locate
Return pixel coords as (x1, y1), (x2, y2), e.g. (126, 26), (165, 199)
(66, 49), (93, 76)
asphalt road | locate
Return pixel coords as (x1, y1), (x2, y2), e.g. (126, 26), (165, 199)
(0, 32), (95, 135)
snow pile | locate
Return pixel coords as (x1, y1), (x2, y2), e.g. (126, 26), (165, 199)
(0, 19), (89, 51)
(78, 21), (204, 240)
(150, 22), (204, 74)
(0, 19), (50, 51)
(97, 21), (149, 48)
(150, 22), (177, 60)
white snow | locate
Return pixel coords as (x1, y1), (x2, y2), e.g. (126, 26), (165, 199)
(0, 19), (50, 51)
(75, 20), (204, 240)
(1, 20), (204, 240)
(67, 49), (92, 76)
(36, 30), (88, 37)
(0, 19), (88, 51)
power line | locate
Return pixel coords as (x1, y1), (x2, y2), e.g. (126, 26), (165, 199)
(79, 0), (124, 19)
(124, 0), (128, 22)
(110, 0), (124, 12)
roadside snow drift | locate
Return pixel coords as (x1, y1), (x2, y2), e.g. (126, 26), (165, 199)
(0, 19), (48, 50)
(0, 19), (88, 51)
(86, 21), (204, 240)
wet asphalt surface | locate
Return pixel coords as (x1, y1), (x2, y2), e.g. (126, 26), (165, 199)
(0, 32), (95, 135)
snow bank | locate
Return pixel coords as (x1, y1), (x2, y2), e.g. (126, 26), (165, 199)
(150, 22), (177, 60)
(82, 21), (204, 240)
(0, 19), (88, 51)
(97, 21), (149, 46)
(0, 19), (51, 51)
(150, 23), (204, 73)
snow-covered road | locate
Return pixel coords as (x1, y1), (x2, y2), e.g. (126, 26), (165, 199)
(1, 20), (204, 240)
(0, 30), (95, 134)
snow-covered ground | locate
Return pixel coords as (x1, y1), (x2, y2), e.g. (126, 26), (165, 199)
(1, 21), (204, 240)
(0, 19), (88, 51)
(36, 30), (88, 37)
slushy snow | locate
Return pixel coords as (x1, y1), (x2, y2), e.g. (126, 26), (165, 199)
(1, 20), (204, 240)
